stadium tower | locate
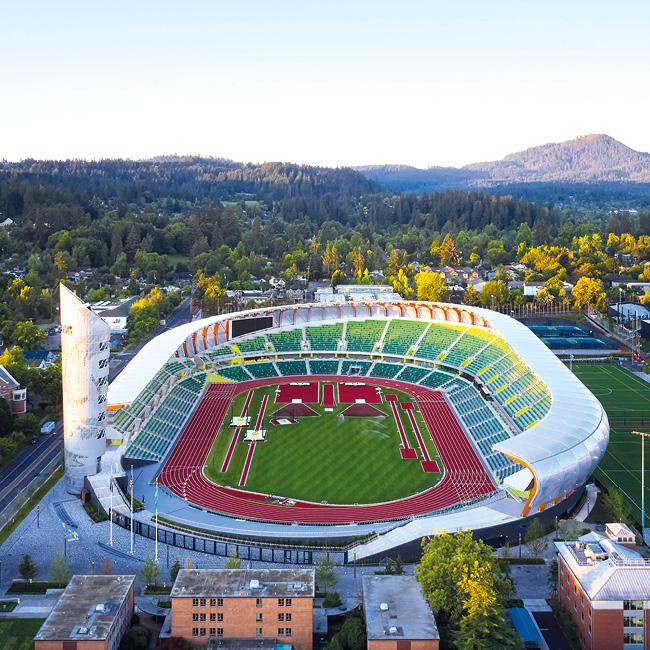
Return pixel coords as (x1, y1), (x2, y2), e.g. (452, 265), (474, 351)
(60, 284), (111, 493)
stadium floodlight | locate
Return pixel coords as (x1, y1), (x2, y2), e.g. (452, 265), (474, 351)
(632, 431), (650, 541)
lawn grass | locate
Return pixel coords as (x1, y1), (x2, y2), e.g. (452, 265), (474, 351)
(0, 618), (45, 649)
(572, 363), (650, 526)
(204, 382), (443, 504)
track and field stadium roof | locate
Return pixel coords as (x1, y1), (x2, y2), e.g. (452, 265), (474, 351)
(108, 301), (608, 516)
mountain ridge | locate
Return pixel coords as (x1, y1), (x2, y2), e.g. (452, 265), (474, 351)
(355, 134), (650, 193)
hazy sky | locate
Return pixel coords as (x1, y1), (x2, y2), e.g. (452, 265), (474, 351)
(2, 0), (650, 167)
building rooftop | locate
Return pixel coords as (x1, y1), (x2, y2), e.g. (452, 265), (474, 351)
(314, 284), (402, 303)
(34, 575), (135, 642)
(88, 296), (138, 318)
(171, 569), (315, 599)
(0, 364), (19, 389)
(556, 535), (650, 601)
(362, 575), (439, 641)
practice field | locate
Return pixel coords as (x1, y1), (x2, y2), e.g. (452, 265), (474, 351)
(572, 363), (650, 525)
(203, 380), (443, 504)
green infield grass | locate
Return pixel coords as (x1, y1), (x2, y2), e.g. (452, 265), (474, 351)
(572, 362), (650, 525)
(203, 382), (443, 504)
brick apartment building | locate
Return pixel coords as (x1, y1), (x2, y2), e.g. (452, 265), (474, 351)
(168, 568), (315, 648)
(556, 523), (650, 649)
(0, 364), (26, 415)
(362, 575), (439, 650)
(34, 575), (135, 650)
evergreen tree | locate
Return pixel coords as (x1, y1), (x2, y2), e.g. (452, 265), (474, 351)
(48, 553), (71, 587)
(18, 554), (37, 582)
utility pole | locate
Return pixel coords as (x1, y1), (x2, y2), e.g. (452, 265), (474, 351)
(632, 431), (649, 541)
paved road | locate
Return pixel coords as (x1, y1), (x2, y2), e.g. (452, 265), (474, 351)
(0, 423), (63, 512)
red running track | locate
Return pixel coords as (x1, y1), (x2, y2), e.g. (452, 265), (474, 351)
(220, 391), (253, 473)
(238, 394), (268, 486)
(157, 376), (496, 524)
(321, 383), (336, 408)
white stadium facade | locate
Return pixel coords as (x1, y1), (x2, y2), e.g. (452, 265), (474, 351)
(64, 288), (609, 562)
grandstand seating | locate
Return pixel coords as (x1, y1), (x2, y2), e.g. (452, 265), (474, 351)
(306, 323), (343, 351)
(345, 320), (386, 352)
(123, 373), (206, 462)
(235, 336), (268, 355)
(382, 320), (428, 356)
(218, 365), (252, 382)
(246, 362), (279, 379)
(395, 365), (430, 384)
(268, 329), (303, 353)
(421, 370), (456, 389)
(445, 383), (519, 480)
(369, 362), (402, 379)
(276, 359), (308, 376)
(202, 346), (232, 362)
(340, 360), (372, 376)
(309, 359), (339, 375)
(416, 324), (466, 361)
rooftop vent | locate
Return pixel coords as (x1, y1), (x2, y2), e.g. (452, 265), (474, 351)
(380, 603), (389, 611)
(388, 626), (398, 635)
(95, 603), (105, 613)
(250, 579), (260, 590)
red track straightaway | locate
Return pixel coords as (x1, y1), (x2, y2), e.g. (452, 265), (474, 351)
(157, 376), (495, 524)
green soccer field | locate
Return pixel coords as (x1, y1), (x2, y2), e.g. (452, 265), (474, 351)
(203, 383), (444, 504)
(572, 363), (650, 526)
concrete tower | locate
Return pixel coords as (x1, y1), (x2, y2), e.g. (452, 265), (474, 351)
(60, 284), (111, 493)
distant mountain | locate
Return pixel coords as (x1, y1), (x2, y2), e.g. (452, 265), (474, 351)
(356, 135), (650, 194)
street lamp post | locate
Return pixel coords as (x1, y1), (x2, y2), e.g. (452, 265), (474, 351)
(632, 431), (649, 539)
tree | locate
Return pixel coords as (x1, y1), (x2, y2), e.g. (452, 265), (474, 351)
(391, 268), (413, 299)
(572, 276), (607, 311)
(602, 488), (632, 524)
(525, 518), (549, 557)
(0, 399), (13, 437)
(331, 269), (346, 288)
(18, 554), (37, 582)
(48, 553), (70, 587)
(559, 517), (582, 541)
(141, 555), (161, 588)
(463, 284), (481, 307)
(12, 321), (45, 350)
(440, 233), (459, 267)
(415, 531), (517, 646)
(169, 557), (181, 583)
(322, 243), (340, 274)
(225, 554), (242, 570)
(414, 271), (449, 302)
(315, 557), (337, 594)
(480, 280), (509, 308)
(119, 625), (151, 650)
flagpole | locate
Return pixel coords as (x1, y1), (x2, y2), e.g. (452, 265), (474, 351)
(154, 477), (159, 563)
(130, 464), (134, 555)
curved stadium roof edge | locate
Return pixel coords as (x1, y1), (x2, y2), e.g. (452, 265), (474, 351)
(108, 301), (609, 515)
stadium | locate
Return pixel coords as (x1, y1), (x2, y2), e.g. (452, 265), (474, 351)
(103, 301), (609, 562)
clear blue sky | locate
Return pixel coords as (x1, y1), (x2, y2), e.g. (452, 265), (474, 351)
(2, 0), (649, 166)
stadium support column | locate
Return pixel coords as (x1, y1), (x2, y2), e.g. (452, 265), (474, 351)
(60, 283), (111, 494)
